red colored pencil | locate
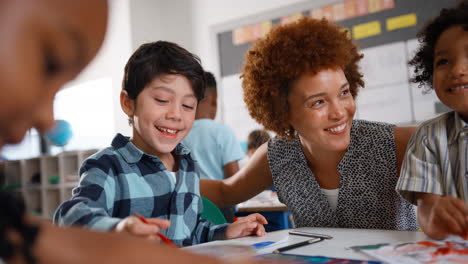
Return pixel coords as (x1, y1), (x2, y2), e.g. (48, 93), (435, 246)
(133, 211), (178, 248)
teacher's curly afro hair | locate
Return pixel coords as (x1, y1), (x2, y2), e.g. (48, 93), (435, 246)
(242, 17), (364, 139)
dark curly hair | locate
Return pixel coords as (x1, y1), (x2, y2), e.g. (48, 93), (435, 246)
(409, 0), (468, 91)
(242, 18), (364, 139)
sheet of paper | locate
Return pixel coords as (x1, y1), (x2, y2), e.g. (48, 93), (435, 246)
(259, 253), (382, 263)
(183, 236), (290, 258)
(359, 236), (468, 264)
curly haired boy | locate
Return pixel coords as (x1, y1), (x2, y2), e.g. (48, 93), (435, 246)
(396, 1), (468, 239)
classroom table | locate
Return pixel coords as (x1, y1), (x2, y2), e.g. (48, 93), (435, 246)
(235, 190), (292, 231)
(193, 227), (429, 261)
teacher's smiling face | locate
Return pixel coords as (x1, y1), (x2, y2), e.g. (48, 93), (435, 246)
(287, 67), (356, 153)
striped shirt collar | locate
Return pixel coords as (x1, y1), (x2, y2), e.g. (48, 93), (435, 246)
(448, 112), (468, 145)
(111, 133), (191, 164)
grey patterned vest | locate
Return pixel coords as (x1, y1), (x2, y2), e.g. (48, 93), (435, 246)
(267, 119), (418, 230)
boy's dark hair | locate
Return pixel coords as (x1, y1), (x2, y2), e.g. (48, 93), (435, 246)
(247, 130), (271, 151)
(122, 41), (206, 102)
(410, 0), (468, 90)
(204, 71), (217, 95)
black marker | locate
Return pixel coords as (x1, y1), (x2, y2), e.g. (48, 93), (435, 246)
(288, 230), (333, 240)
(273, 237), (323, 253)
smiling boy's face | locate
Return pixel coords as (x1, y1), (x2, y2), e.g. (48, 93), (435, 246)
(433, 25), (468, 119)
(0, 0), (107, 149)
(122, 74), (198, 159)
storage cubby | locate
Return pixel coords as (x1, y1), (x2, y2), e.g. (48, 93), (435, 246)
(0, 149), (98, 219)
(41, 155), (60, 187)
(21, 158), (41, 187)
(43, 188), (61, 219)
(59, 151), (80, 183)
(2, 160), (21, 188)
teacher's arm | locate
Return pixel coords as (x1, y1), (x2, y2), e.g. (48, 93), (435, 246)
(200, 143), (273, 207)
(393, 126), (416, 175)
(223, 160), (240, 179)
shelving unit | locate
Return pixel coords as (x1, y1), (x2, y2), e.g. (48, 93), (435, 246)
(0, 149), (98, 219)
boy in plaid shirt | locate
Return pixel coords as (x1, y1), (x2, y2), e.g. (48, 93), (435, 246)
(54, 41), (266, 246)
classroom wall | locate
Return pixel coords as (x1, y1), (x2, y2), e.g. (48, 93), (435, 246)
(12, 0), (448, 157)
(128, 0), (194, 52)
(68, 0), (133, 137)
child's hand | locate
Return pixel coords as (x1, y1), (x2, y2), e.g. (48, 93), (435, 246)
(225, 213), (267, 239)
(418, 194), (468, 239)
(114, 216), (170, 241)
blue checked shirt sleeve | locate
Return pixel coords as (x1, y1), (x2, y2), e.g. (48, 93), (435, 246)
(53, 160), (121, 231)
(193, 219), (229, 243)
(396, 126), (443, 204)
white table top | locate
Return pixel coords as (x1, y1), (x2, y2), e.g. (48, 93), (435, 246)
(226, 227), (429, 261)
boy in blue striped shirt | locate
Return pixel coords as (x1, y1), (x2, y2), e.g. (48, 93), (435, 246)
(54, 41), (267, 246)
(396, 1), (468, 240)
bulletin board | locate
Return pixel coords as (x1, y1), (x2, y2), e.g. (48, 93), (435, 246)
(213, 0), (458, 141)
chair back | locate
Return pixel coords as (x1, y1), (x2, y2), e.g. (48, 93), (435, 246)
(200, 196), (227, 225)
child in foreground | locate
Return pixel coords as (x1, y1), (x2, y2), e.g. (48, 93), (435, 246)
(54, 41), (266, 246)
(0, 1), (270, 264)
(396, 0), (468, 239)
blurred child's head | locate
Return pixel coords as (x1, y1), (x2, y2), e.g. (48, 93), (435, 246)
(410, 1), (468, 117)
(195, 71), (217, 120)
(0, 0), (108, 149)
(246, 130), (270, 156)
(120, 41), (205, 157)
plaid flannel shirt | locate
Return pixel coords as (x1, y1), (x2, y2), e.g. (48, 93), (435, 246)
(54, 133), (228, 246)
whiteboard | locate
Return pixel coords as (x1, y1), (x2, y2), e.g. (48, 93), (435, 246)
(356, 81), (413, 124)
